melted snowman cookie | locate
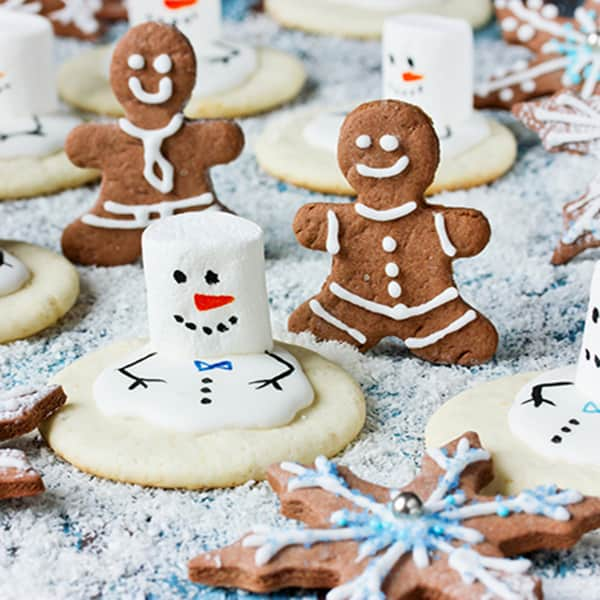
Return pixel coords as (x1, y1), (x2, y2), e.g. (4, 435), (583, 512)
(0, 247), (30, 297)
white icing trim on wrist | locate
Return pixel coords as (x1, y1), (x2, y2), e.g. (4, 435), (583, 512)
(326, 210), (340, 255)
(434, 213), (457, 257)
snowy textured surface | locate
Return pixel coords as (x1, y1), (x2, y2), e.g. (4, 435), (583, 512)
(1, 10), (600, 600)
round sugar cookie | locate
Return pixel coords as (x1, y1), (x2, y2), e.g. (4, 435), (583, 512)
(425, 373), (600, 497)
(264, 0), (493, 39)
(0, 143), (99, 201)
(255, 109), (517, 196)
(0, 241), (80, 344)
(57, 45), (306, 119)
(40, 339), (366, 489)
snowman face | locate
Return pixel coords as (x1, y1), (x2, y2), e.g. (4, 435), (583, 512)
(575, 303), (600, 398)
(169, 265), (240, 337)
(127, 0), (223, 46)
(382, 15), (474, 132)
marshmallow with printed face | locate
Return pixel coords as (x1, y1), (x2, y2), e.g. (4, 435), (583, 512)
(143, 212), (274, 360)
(126, 0), (222, 49)
(0, 10), (58, 117)
(575, 262), (600, 398)
(383, 14), (473, 135)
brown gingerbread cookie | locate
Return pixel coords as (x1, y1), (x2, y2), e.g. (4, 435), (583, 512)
(0, 0), (113, 39)
(475, 0), (600, 110)
(513, 91), (600, 265)
(190, 432), (600, 598)
(0, 385), (66, 442)
(62, 22), (244, 266)
(288, 100), (497, 366)
(0, 449), (44, 500)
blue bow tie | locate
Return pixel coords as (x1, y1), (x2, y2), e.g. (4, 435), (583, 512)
(194, 360), (233, 373)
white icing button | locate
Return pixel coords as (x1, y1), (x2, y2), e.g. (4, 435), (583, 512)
(501, 17), (517, 32)
(517, 24), (535, 42)
(520, 80), (536, 93)
(382, 236), (397, 253)
(355, 135), (372, 149)
(380, 135), (400, 152)
(541, 4), (558, 18)
(385, 262), (399, 278)
(388, 281), (402, 299)
(500, 88), (514, 102)
(128, 54), (145, 70)
(153, 54), (172, 74)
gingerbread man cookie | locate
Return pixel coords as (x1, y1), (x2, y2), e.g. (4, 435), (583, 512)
(62, 22), (244, 266)
(289, 100), (498, 365)
(190, 432), (600, 599)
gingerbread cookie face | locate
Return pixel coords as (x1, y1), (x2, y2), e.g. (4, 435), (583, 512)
(338, 101), (439, 199)
(289, 100), (498, 366)
(110, 22), (197, 127)
(190, 432), (600, 598)
(62, 22), (244, 266)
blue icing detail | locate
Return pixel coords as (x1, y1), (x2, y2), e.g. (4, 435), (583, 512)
(194, 360), (233, 372)
(583, 401), (600, 414)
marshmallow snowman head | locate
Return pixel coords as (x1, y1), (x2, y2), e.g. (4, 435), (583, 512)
(126, 0), (222, 50)
(143, 212), (274, 361)
(383, 14), (474, 134)
(0, 10), (58, 117)
(575, 262), (600, 398)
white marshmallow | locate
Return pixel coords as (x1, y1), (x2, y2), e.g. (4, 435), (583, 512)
(383, 14), (474, 135)
(0, 10), (58, 117)
(126, 0), (222, 49)
(142, 212), (274, 360)
(575, 262), (600, 398)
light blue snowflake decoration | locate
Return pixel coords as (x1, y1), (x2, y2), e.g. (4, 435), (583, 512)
(477, 1), (600, 108)
(189, 433), (600, 599)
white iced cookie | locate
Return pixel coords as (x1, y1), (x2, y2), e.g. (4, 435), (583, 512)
(264, 0), (493, 39)
(0, 10), (98, 199)
(42, 213), (365, 488)
(0, 241), (80, 344)
(427, 262), (600, 497)
(257, 16), (516, 196)
(57, 0), (306, 119)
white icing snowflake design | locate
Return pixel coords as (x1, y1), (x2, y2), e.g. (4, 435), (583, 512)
(1, 0), (42, 12)
(240, 438), (580, 600)
(49, 0), (102, 35)
(477, 0), (600, 106)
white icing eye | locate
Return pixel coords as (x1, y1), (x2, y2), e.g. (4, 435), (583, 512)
(355, 135), (372, 149)
(153, 54), (172, 75)
(380, 135), (400, 152)
(128, 54), (145, 70)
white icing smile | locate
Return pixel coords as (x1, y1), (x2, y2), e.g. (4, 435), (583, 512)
(356, 155), (410, 179)
(127, 53), (174, 105)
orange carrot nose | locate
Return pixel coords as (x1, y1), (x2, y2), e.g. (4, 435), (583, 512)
(0, 72), (5, 79)
(164, 0), (197, 9)
(402, 71), (424, 82)
(194, 294), (235, 312)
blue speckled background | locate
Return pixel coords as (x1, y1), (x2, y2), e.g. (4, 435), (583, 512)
(1, 2), (600, 598)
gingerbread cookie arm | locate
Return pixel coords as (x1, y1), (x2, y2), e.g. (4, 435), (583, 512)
(434, 209), (491, 259)
(66, 123), (114, 169)
(473, 493), (600, 557)
(189, 538), (365, 594)
(193, 120), (245, 167)
(293, 204), (344, 252)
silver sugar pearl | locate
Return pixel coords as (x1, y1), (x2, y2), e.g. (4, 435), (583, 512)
(392, 492), (424, 517)
(588, 31), (600, 49)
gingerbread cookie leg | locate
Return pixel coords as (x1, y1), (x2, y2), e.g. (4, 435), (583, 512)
(289, 289), (382, 351)
(404, 301), (498, 366)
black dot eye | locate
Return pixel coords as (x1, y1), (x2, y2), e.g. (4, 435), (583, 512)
(408, 57), (415, 68)
(205, 270), (219, 285)
(173, 270), (187, 284)
(593, 307), (599, 323)
(388, 54), (395, 65)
